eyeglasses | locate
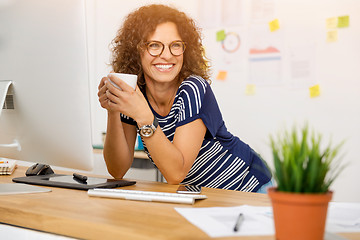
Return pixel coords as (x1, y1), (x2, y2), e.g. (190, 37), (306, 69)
(145, 40), (186, 57)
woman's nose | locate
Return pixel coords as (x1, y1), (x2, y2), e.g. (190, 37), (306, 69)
(159, 45), (173, 59)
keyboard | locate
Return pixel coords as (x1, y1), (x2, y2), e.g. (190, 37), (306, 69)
(87, 188), (207, 204)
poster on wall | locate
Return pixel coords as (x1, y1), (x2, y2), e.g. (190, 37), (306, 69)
(288, 44), (317, 88)
(216, 28), (244, 73)
(250, 0), (277, 24)
(247, 25), (283, 85)
(197, 0), (245, 29)
(198, 0), (246, 82)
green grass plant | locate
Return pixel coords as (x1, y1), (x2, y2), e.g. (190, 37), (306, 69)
(269, 124), (345, 193)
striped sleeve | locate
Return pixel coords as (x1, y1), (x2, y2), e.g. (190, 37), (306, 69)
(120, 113), (137, 126)
(175, 76), (207, 127)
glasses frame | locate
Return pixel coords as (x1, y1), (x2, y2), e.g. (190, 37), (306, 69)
(144, 40), (186, 57)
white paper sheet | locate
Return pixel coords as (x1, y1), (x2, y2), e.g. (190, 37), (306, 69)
(326, 202), (360, 233)
(0, 183), (51, 195)
(175, 205), (274, 237)
(175, 202), (360, 238)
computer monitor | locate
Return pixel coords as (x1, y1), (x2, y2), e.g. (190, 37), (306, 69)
(0, 0), (93, 171)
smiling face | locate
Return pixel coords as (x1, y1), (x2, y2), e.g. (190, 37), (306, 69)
(140, 22), (184, 86)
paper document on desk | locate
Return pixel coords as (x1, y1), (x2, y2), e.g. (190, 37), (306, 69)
(0, 183), (51, 195)
(175, 205), (274, 237)
(326, 202), (360, 233)
(176, 202), (360, 238)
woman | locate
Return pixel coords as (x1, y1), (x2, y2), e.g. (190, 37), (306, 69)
(98, 4), (272, 192)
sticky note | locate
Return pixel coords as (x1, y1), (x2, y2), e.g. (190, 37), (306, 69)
(245, 84), (256, 96)
(269, 19), (280, 32)
(326, 30), (338, 42)
(216, 71), (227, 80)
(216, 30), (226, 42)
(337, 15), (349, 28)
(309, 84), (320, 98)
(326, 17), (337, 29)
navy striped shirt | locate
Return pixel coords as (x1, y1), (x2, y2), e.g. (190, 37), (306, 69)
(121, 75), (271, 192)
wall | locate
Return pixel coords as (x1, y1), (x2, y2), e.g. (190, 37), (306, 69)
(87, 0), (360, 202)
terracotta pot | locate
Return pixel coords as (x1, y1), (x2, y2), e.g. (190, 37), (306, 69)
(268, 187), (333, 240)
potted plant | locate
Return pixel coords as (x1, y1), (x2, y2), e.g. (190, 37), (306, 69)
(268, 124), (345, 240)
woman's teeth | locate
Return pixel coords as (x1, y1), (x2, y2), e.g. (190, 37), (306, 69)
(155, 64), (173, 70)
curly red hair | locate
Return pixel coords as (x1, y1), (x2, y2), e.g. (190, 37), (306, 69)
(110, 4), (211, 91)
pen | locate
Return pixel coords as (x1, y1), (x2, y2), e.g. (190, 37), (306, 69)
(233, 213), (244, 232)
(73, 173), (88, 182)
(0, 161), (9, 164)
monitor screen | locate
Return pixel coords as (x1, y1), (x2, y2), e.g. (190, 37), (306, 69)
(0, 0), (93, 170)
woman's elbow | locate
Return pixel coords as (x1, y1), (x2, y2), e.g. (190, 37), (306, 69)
(107, 167), (127, 179)
(164, 174), (185, 185)
(166, 179), (182, 185)
(109, 171), (124, 179)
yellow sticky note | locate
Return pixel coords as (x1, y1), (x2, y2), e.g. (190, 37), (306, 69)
(309, 84), (320, 98)
(216, 30), (226, 42)
(337, 15), (349, 28)
(269, 19), (280, 32)
(326, 30), (338, 42)
(326, 17), (337, 29)
(216, 71), (228, 81)
(245, 84), (256, 96)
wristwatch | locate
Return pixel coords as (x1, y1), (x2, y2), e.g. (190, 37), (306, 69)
(138, 116), (159, 138)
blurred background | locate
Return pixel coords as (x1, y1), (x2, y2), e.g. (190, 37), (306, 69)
(85, 0), (359, 202)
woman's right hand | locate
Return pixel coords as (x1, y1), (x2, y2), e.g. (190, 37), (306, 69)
(98, 76), (112, 111)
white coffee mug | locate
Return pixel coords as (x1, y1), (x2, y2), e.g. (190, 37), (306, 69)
(107, 73), (137, 90)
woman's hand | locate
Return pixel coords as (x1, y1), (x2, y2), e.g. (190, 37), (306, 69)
(98, 75), (140, 179)
(98, 76), (112, 111)
(99, 74), (152, 123)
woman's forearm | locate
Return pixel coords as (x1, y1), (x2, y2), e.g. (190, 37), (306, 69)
(141, 119), (206, 184)
(103, 112), (136, 178)
(144, 131), (186, 184)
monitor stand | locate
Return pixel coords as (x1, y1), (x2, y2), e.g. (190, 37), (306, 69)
(0, 80), (12, 116)
(0, 81), (21, 153)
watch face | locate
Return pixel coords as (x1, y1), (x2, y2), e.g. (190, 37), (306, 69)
(140, 126), (155, 137)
